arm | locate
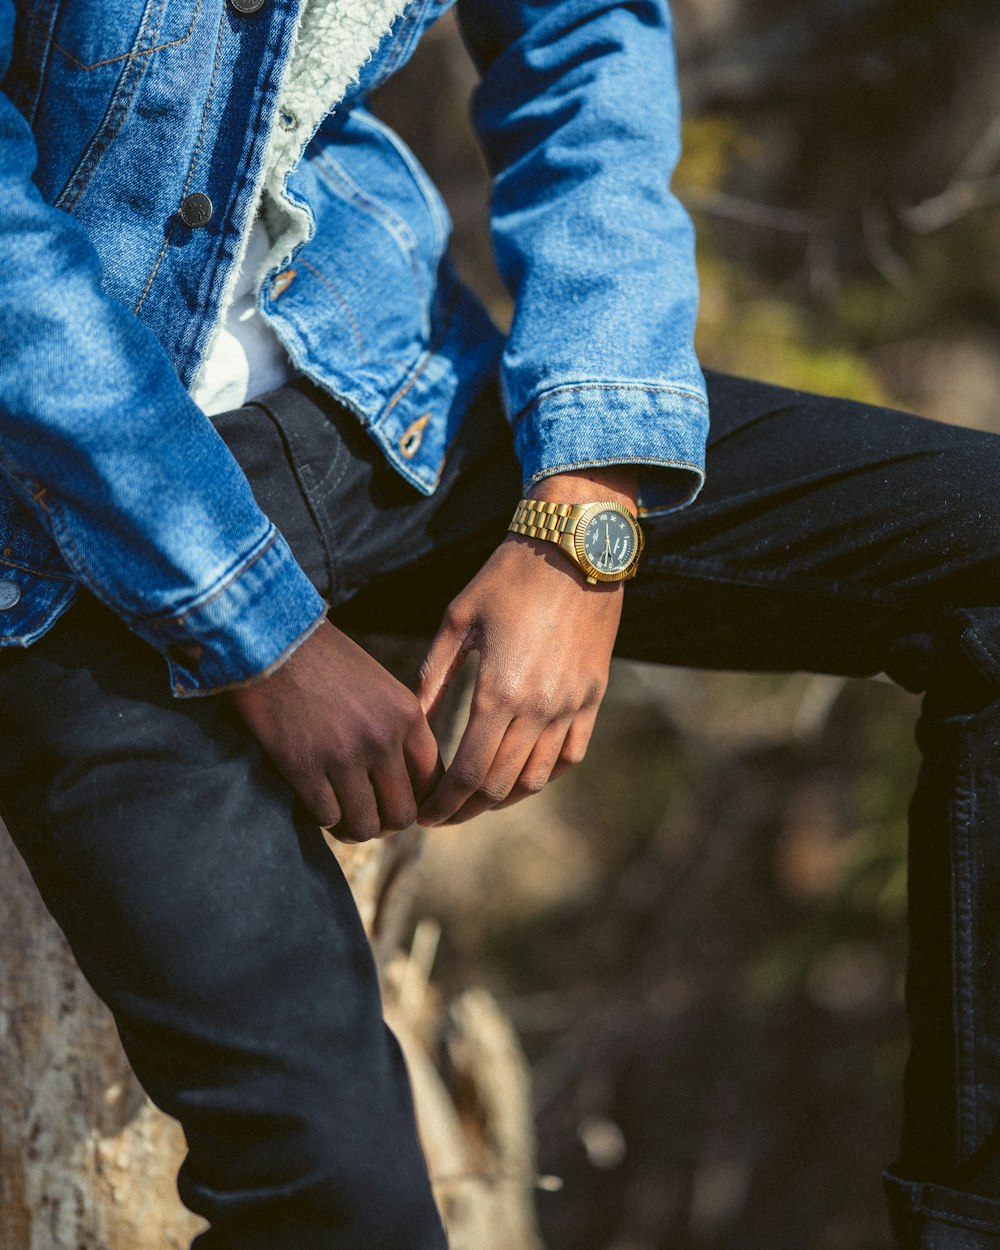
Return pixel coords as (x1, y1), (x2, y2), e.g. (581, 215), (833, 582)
(456, 0), (708, 514)
(416, 0), (704, 823)
(0, 0), (323, 697)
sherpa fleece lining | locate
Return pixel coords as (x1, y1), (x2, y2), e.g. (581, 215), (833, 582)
(191, 0), (409, 395)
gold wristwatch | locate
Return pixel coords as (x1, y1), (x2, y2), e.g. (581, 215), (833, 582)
(509, 498), (644, 584)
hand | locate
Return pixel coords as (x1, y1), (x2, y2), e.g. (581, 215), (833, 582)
(230, 619), (442, 841)
(415, 463), (636, 826)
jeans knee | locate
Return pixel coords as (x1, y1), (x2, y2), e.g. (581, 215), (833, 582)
(174, 1034), (444, 1248)
(880, 604), (1000, 712)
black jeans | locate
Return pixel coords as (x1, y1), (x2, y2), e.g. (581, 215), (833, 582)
(3, 372), (1000, 1247)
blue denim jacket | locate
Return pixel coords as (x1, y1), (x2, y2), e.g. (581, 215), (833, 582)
(0, 0), (707, 695)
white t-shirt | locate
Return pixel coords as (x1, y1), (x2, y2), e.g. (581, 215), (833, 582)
(190, 217), (293, 417)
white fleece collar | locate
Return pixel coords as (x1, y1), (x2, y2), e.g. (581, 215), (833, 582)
(265, 0), (407, 192)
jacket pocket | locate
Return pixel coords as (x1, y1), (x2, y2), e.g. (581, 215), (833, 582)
(16, 0), (203, 72)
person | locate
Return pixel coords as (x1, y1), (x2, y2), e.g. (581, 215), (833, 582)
(1, 0), (999, 1245)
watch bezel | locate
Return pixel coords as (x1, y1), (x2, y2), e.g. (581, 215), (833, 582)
(572, 502), (644, 582)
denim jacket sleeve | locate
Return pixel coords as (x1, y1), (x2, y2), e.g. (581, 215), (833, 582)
(0, 2), (325, 696)
(457, 0), (708, 515)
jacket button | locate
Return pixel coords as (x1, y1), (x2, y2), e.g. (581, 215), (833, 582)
(179, 192), (213, 228)
(229, 0), (265, 13)
(0, 581), (21, 610)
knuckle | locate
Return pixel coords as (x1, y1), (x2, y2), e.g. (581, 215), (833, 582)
(479, 777), (513, 805)
(314, 802), (342, 829)
(583, 680), (606, 709)
(443, 603), (469, 636)
(488, 678), (524, 713)
(450, 766), (487, 793)
(519, 771), (549, 795)
(384, 805), (418, 832)
(561, 743), (588, 766)
(400, 693), (424, 729)
(365, 723), (398, 760)
(530, 689), (558, 719)
(349, 820), (381, 844)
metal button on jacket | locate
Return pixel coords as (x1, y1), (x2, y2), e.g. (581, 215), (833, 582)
(179, 192), (213, 228)
(0, 581), (21, 610)
(229, 0), (265, 14)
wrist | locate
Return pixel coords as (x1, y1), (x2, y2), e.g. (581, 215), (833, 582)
(526, 466), (639, 513)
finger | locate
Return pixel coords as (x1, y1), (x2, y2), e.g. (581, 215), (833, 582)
(416, 606), (472, 718)
(417, 701), (512, 826)
(489, 719), (576, 813)
(440, 715), (555, 826)
(300, 775), (343, 831)
(403, 713), (446, 802)
(331, 770), (382, 844)
(371, 752), (419, 834)
(548, 706), (599, 782)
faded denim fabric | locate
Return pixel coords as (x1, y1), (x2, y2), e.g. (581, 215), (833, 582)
(0, 0), (707, 693)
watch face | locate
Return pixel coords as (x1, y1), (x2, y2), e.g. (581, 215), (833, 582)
(580, 508), (638, 577)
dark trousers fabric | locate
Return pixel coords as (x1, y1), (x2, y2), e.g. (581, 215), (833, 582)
(5, 372), (1000, 1246)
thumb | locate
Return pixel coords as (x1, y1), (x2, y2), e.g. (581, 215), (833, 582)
(417, 605), (473, 718)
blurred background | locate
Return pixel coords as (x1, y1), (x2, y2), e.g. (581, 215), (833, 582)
(371, 1), (1000, 1248)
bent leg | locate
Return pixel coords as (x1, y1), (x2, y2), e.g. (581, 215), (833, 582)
(0, 594), (445, 1250)
(619, 374), (1000, 1247)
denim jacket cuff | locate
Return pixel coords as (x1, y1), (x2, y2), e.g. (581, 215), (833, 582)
(133, 526), (327, 697)
(515, 382), (709, 517)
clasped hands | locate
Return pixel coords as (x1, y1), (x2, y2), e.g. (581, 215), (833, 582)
(230, 468), (635, 841)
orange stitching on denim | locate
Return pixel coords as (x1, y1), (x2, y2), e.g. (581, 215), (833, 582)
(145, 529), (278, 632)
(57, 0), (167, 211)
(31, 486), (50, 511)
(134, 5), (224, 313)
(0, 552), (74, 581)
(382, 347), (434, 418)
(298, 260), (367, 361)
(20, 0), (203, 71)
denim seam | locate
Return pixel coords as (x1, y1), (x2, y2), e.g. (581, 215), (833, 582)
(904, 1205), (1000, 1234)
(298, 259), (367, 361)
(952, 746), (979, 1161)
(176, 12), (290, 374)
(56, 0), (168, 212)
(511, 381), (709, 429)
(170, 608), (327, 697)
(377, 278), (464, 428)
(352, 109), (450, 254)
(527, 455), (703, 486)
(19, 0), (202, 71)
(376, 0), (430, 78)
(14, 0), (61, 127)
(134, 3), (225, 313)
(144, 529), (279, 631)
(247, 395), (350, 600)
(44, 471), (277, 628)
(312, 149), (427, 298)
(0, 555), (74, 583)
